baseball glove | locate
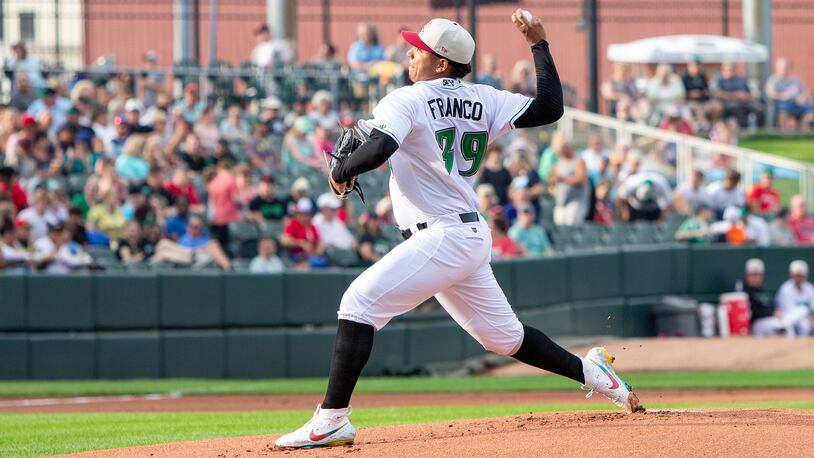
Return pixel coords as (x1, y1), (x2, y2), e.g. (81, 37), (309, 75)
(327, 127), (366, 204)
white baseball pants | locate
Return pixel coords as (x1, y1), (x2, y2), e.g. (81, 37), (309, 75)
(338, 214), (524, 356)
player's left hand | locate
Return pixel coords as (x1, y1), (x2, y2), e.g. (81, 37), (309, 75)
(511, 8), (547, 45)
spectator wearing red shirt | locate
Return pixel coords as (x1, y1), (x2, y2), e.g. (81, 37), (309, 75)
(789, 195), (814, 244)
(207, 160), (241, 250)
(0, 166), (28, 212)
(490, 215), (524, 259)
(658, 107), (695, 135)
(746, 170), (781, 215)
(163, 167), (201, 208)
(281, 197), (326, 269)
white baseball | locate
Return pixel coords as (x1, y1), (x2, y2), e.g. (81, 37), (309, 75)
(521, 10), (533, 23)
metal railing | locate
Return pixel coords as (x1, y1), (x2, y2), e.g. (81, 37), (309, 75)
(558, 107), (814, 210)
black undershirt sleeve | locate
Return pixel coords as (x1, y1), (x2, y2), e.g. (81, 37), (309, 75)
(513, 40), (564, 128)
(330, 128), (399, 183)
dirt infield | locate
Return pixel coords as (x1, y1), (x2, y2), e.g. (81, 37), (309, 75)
(3, 388), (814, 413)
(62, 409), (814, 457)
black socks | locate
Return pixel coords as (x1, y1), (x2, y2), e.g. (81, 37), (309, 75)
(511, 324), (585, 384)
(321, 319), (375, 409)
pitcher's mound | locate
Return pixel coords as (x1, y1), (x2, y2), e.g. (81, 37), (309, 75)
(65, 409), (814, 457)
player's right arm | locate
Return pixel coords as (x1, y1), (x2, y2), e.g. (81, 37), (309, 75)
(510, 9), (564, 128)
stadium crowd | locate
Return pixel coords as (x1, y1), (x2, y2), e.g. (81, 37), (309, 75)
(1, 24), (814, 275)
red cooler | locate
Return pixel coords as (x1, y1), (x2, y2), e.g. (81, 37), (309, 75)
(719, 292), (751, 336)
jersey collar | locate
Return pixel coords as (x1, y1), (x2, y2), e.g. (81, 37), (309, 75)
(416, 77), (463, 89)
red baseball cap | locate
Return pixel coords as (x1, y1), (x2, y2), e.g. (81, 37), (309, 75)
(20, 114), (36, 127)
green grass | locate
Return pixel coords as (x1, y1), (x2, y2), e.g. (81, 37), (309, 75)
(3, 401), (814, 458)
(2, 369), (813, 398)
(740, 134), (814, 163)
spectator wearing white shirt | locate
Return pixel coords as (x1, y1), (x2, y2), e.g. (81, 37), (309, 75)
(33, 223), (92, 273)
(313, 193), (357, 251)
(251, 24), (293, 68)
(774, 260), (814, 337)
(706, 170), (744, 218)
(580, 134), (611, 177)
(249, 237), (285, 273)
(673, 169), (710, 214)
(16, 189), (59, 241)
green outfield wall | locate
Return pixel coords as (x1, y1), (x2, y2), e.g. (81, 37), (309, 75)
(1, 244), (812, 379)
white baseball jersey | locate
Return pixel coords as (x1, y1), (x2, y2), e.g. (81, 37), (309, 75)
(339, 77), (534, 356)
(357, 77), (531, 229)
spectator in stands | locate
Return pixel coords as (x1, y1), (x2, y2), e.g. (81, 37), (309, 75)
(744, 202), (771, 247)
(478, 145), (512, 205)
(5, 113), (38, 170)
(385, 27), (411, 67)
(248, 174), (286, 223)
(714, 62), (760, 128)
(33, 222), (92, 273)
(86, 191), (126, 241)
(140, 167), (174, 208)
(348, 23), (385, 89)
(6, 42), (45, 90)
(116, 220), (153, 263)
(16, 188), (58, 241)
(673, 169), (710, 214)
(249, 236), (284, 273)
(774, 260), (814, 337)
(657, 106), (694, 136)
(508, 203), (552, 256)
(281, 197), (326, 270)
(675, 204), (714, 244)
(152, 215), (231, 270)
(309, 90), (339, 133)
(681, 61), (712, 128)
(313, 192), (357, 251)
(580, 134), (610, 180)
(550, 141), (589, 226)
(139, 50), (164, 108)
(194, 106), (220, 151)
(27, 87), (71, 136)
(177, 132), (210, 174)
(164, 195), (190, 240)
(313, 42), (342, 71)
(124, 99), (150, 133)
(509, 60), (535, 97)
(476, 184), (499, 220)
(706, 170), (744, 218)
(765, 58), (814, 131)
(114, 135), (149, 183)
(739, 259), (778, 337)
(110, 115), (131, 158)
(617, 171), (672, 222)
(287, 177), (315, 216)
(219, 104), (250, 143)
(207, 160), (241, 250)
(246, 121), (277, 170)
(283, 117), (323, 171)
(174, 83), (206, 124)
(746, 169), (781, 215)
(710, 206), (748, 245)
(357, 213), (391, 265)
(601, 62), (646, 122)
(770, 208), (797, 246)
(0, 166), (27, 212)
(490, 214), (523, 259)
(66, 206), (87, 246)
(788, 194), (814, 244)
(0, 218), (30, 272)
(251, 24), (293, 68)
(476, 54), (502, 89)
(644, 64), (685, 121)
(9, 72), (36, 112)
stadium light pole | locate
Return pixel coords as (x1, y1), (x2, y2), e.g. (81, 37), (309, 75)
(322, 0), (330, 44)
(53, 0), (61, 66)
(722, 0), (729, 36)
(207, 0), (218, 65)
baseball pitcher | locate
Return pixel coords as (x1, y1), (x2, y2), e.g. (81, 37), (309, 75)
(276, 9), (643, 449)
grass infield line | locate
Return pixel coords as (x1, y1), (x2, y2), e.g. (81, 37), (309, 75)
(2, 401), (814, 457)
(1, 369), (814, 397)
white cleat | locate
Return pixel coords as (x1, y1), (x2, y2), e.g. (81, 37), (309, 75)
(582, 347), (645, 413)
(274, 404), (357, 449)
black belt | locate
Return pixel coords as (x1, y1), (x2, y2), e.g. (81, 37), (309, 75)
(400, 212), (479, 240)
